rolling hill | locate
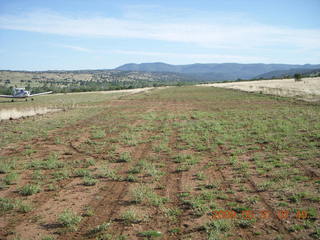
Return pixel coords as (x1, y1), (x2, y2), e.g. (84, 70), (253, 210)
(116, 62), (320, 80)
(254, 67), (320, 79)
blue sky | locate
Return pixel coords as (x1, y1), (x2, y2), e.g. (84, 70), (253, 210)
(0, 0), (319, 70)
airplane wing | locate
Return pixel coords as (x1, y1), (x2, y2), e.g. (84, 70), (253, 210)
(29, 91), (53, 97)
(0, 95), (14, 98)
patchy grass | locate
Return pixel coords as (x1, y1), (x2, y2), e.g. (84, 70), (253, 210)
(131, 184), (168, 206)
(58, 209), (82, 231)
(83, 176), (98, 186)
(1, 86), (319, 239)
(120, 209), (143, 225)
(19, 184), (41, 196)
(88, 221), (111, 235)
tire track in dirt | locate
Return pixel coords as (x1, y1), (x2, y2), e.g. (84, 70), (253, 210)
(144, 104), (207, 239)
(241, 153), (304, 240)
(100, 103), (178, 239)
(250, 153), (303, 239)
(148, 118), (183, 239)
(164, 105), (198, 240)
(0, 101), (148, 239)
(294, 157), (320, 179)
(71, 142), (151, 240)
(216, 150), (296, 240)
(165, 113), (243, 239)
(130, 102), (200, 240)
(218, 157), (292, 239)
(108, 102), (188, 240)
(58, 103), (159, 240)
(1, 132), (110, 238)
(0, 100), (126, 157)
(246, 178), (295, 237)
(0, 106), (115, 200)
(214, 156), (256, 240)
(175, 141), (256, 239)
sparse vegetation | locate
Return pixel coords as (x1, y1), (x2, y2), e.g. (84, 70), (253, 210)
(83, 176), (98, 186)
(88, 222), (111, 235)
(117, 152), (132, 163)
(58, 209), (82, 231)
(205, 220), (232, 239)
(121, 209), (143, 225)
(0, 161), (15, 174)
(19, 184), (41, 196)
(138, 230), (162, 238)
(74, 168), (91, 177)
(3, 172), (19, 185)
(131, 185), (168, 206)
(0, 197), (16, 214)
(0, 86), (319, 239)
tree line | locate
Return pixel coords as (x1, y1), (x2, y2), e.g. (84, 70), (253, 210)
(0, 80), (193, 95)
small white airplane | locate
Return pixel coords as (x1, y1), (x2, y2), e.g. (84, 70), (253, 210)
(0, 88), (53, 101)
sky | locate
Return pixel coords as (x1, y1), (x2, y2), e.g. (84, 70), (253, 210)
(0, 0), (319, 70)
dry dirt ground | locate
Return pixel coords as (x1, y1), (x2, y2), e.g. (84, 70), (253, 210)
(0, 86), (319, 240)
(199, 77), (320, 102)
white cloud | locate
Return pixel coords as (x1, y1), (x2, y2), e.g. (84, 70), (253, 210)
(0, 10), (319, 51)
(57, 44), (92, 53)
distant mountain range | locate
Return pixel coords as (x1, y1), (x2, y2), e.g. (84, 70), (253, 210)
(254, 67), (320, 79)
(2, 62), (320, 84)
(115, 62), (320, 80)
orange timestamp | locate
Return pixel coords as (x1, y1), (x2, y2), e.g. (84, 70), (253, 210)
(210, 209), (310, 220)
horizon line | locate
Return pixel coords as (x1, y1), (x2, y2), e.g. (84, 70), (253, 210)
(1, 62), (319, 72)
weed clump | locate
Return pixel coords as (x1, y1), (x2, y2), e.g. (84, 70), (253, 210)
(121, 209), (143, 225)
(74, 168), (91, 177)
(138, 230), (162, 238)
(19, 184), (41, 196)
(3, 172), (19, 185)
(131, 185), (167, 206)
(0, 161), (16, 174)
(58, 209), (82, 231)
(83, 176), (98, 186)
(28, 154), (63, 170)
(117, 152), (132, 163)
(88, 221), (111, 235)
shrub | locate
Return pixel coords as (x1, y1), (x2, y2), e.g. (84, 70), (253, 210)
(58, 209), (82, 231)
(28, 154), (63, 170)
(0, 161), (15, 174)
(3, 172), (19, 185)
(16, 201), (33, 213)
(0, 197), (15, 213)
(74, 169), (91, 177)
(20, 184), (41, 196)
(294, 73), (302, 82)
(131, 185), (167, 206)
(88, 222), (110, 235)
(118, 152), (131, 163)
(121, 209), (141, 224)
(205, 220), (232, 239)
(125, 175), (137, 182)
(83, 176), (98, 186)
